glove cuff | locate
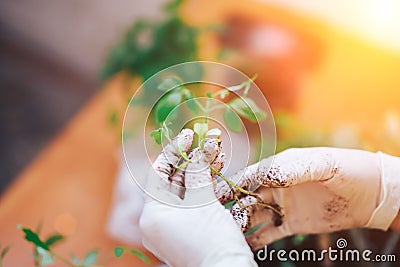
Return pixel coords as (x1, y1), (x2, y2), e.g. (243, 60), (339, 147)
(365, 152), (400, 230)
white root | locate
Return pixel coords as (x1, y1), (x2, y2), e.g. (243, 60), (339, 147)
(231, 196), (257, 232)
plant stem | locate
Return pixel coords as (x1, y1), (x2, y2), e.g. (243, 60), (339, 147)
(175, 159), (189, 170)
(192, 98), (206, 112)
(243, 74), (258, 96)
(210, 166), (283, 217)
(204, 96), (211, 124)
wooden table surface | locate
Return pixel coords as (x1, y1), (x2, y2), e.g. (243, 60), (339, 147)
(0, 77), (157, 266)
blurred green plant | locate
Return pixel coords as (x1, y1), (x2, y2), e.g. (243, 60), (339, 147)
(0, 244), (11, 267)
(17, 225), (150, 266)
(100, 0), (198, 82)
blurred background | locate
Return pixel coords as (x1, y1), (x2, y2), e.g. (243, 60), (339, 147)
(1, 0), (400, 266)
(0, 0), (166, 191)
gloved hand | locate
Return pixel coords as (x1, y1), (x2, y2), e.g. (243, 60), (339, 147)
(216, 147), (400, 250)
(139, 129), (257, 267)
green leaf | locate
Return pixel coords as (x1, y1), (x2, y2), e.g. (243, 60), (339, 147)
(206, 128), (222, 136)
(292, 234), (307, 246)
(109, 111), (118, 126)
(71, 255), (80, 265)
(223, 109), (242, 133)
(166, 91), (182, 104)
(150, 128), (163, 144)
(218, 89), (229, 99)
(20, 227), (49, 251)
(228, 97), (267, 122)
(223, 200), (236, 210)
(163, 0), (183, 14)
(129, 249), (151, 264)
(227, 84), (243, 91)
(37, 247), (53, 266)
(82, 250), (98, 267)
(244, 222), (269, 237)
(44, 234), (64, 247)
(113, 247), (150, 264)
(180, 151), (190, 161)
(100, 0), (200, 84)
(193, 122), (208, 139)
(157, 77), (183, 91)
(114, 247), (124, 258)
(280, 261), (296, 267)
(0, 245), (11, 259)
(155, 92), (182, 124)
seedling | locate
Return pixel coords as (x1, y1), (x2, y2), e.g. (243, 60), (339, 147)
(16, 225), (150, 266)
(0, 244), (11, 267)
(150, 75), (284, 232)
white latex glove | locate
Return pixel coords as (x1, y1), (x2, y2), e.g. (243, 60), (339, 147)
(107, 153), (144, 245)
(139, 129), (257, 267)
(216, 147), (400, 250)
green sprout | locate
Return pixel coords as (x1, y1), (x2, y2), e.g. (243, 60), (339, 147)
(0, 244), (11, 267)
(150, 75), (284, 228)
(151, 75), (267, 142)
(17, 225), (150, 266)
(100, 0), (199, 82)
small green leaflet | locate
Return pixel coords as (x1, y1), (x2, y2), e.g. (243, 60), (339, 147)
(292, 234), (307, 246)
(0, 244), (11, 267)
(18, 226), (49, 251)
(71, 255), (80, 265)
(150, 121), (172, 145)
(179, 150), (190, 161)
(226, 84), (243, 92)
(244, 222), (269, 237)
(223, 109), (243, 133)
(206, 128), (222, 136)
(194, 122), (208, 139)
(114, 247), (124, 257)
(0, 245), (10, 258)
(129, 249), (151, 264)
(44, 234), (64, 247)
(155, 91), (182, 124)
(157, 77), (183, 91)
(36, 247), (53, 266)
(223, 200), (236, 210)
(113, 246), (151, 263)
(150, 128), (163, 144)
(218, 89), (229, 99)
(228, 97), (267, 122)
(82, 250), (99, 267)
(108, 110), (118, 126)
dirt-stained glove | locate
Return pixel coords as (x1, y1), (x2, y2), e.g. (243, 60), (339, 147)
(139, 129), (257, 267)
(216, 147), (400, 250)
